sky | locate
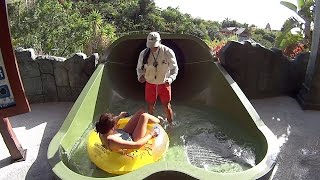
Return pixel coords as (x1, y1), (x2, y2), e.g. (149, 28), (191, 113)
(154, 0), (299, 30)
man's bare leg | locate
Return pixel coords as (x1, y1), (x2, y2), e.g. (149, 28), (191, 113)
(162, 102), (173, 125)
(147, 102), (156, 115)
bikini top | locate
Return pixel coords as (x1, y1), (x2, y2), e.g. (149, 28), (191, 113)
(101, 129), (132, 152)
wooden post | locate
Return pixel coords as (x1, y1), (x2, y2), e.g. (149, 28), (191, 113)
(0, 118), (27, 161)
(0, 1), (31, 161)
(297, 0), (320, 110)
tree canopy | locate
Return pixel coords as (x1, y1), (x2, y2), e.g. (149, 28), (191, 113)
(7, 0), (278, 57)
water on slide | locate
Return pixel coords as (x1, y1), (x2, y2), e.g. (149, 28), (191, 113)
(67, 99), (258, 177)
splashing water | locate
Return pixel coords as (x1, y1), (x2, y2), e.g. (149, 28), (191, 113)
(67, 99), (257, 177)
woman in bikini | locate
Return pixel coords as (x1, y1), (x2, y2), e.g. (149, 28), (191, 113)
(95, 109), (160, 152)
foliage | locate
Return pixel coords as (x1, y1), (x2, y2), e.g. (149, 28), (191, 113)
(212, 42), (226, 61)
(7, 0), (224, 56)
(209, 34), (238, 60)
(7, 0), (285, 57)
(251, 28), (278, 49)
(83, 10), (117, 55)
(275, 17), (300, 47)
(8, 0), (116, 57)
(278, 31), (304, 49)
(279, 31), (307, 59)
(283, 42), (307, 59)
(221, 18), (242, 28)
(278, 0), (315, 48)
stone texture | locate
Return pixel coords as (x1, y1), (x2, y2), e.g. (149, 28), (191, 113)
(84, 53), (99, 76)
(67, 53), (96, 88)
(220, 41), (308, 99)
(15, 48), (36, 63)
(18, 59), (40, 78)
(22, 77), (43, 96)
(297, 53), (320, 110)
(65, 54), (89, 88)
(38, 59), (54, 74)
(57, 86), (73, 102)
(71, 87), (83, 100)
(15, 48), (98, 103)
(27, 94), (45, 104)
(42, 74), (58, 102)
(53, 62), (69, 87)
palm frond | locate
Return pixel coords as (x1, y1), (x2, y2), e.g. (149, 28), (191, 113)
(275, 17), (300, 47)
(280, 1), (298, 12)
(281, 17), (300, 32)
(300, 0), (315, 20)
(297, 0), (305, 10)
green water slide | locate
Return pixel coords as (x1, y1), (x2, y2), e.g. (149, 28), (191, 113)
(47, 33), (279, 180)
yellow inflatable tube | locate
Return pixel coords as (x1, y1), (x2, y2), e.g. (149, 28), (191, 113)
(87, 117), (169, 175)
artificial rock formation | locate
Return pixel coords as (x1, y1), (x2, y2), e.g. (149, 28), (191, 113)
(219, 41), (308, 99)
(15, 48), (98, 103)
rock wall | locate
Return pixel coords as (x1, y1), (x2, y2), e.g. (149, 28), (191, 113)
(16, 42), (309, 104)
(15, 48), (98, 103)
(219, 41), (309, 99)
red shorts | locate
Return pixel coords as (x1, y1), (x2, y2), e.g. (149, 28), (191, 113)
(145, 82), (171, 104)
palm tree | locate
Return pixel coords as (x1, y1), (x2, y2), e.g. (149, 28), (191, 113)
(222, 18), (231, 28)
(279, 0), (315, 47)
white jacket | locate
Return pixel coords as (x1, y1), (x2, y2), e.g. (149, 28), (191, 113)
(136, 44), (179, 85)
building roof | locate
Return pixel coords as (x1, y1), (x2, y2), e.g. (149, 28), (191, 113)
(235, 28), (246, 35)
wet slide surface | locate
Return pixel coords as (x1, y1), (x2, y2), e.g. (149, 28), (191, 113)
(47, 33), (278, 180)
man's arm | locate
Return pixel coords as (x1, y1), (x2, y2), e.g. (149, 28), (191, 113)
(166, 48), (179, 84)
(136, 50), (145, 81)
